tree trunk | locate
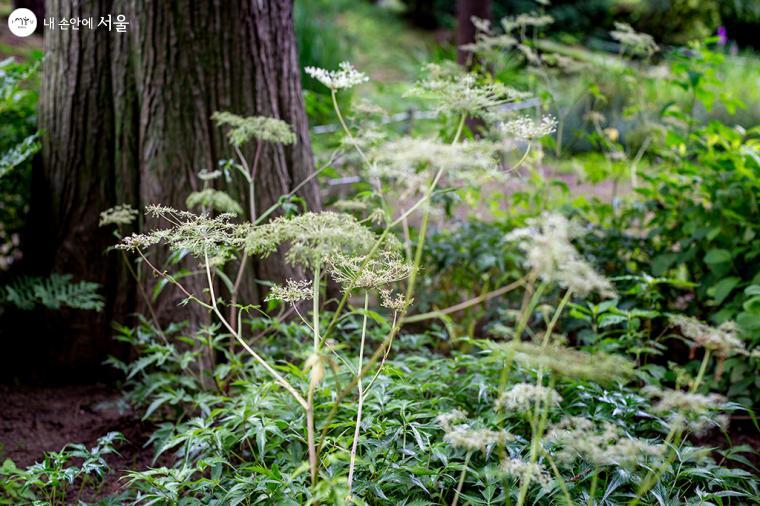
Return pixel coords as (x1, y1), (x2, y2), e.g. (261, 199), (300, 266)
(15, 0), (319, 380)
(456, 0), (491, 66)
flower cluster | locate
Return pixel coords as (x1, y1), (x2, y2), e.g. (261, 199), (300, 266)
(499, 115), (557, 141)
(117, 205), (238, 264)
(328, 251), (415, 290)
(265, 279), (313, 304)
(496, 383), (562, 413)
(506, 213), (616, 298)
(499, 458), (551, 488)
(437, 410), (512, 453)
(644, 386), (727, 435)
(212, 111), (296, 146)
(546, 416), (663, 468)
(406, 63), (529, 120)
(99, 204), (138, 227)
(379, 288), (411, 312)
(369, 137), (504, 197)
(305, 62), (369, 91)
(186, 189), (243, 215)
(241, 212), (387, 269)
(669, 315), (746, 358)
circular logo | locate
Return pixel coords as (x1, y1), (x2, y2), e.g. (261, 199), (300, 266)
(8, 8), (37, 37)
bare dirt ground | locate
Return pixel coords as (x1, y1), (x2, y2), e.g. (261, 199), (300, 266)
(0, 384), (162, 501)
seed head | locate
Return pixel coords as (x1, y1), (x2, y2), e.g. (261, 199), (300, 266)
(328, 251), (415, 290)
(265, 279), (313, 304)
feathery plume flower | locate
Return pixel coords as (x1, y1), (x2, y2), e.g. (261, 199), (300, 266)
(305, 62), (369, 91)
(643, 386), (727, 435)
(186, 189), (243, 215)
(265, 279), (313, 304)
(500, 458), (551, 488)
(505, 213), (616, 298)
(406, 63), (529, 120)
(496, 383), (562, 413)
(499, 115), (557, 141)
(669, 315), (747, 358)
(99, 204), (138, 227)
(489, 340), (634, 384)
(328, 251), (415, 290)
(546, 416), (663, 468)
(212, 111), (296, 146)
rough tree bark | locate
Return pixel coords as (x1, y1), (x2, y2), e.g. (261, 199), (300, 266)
(15, 0), (319, 379)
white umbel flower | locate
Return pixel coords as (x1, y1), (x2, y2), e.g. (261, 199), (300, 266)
(265, 279), (313, 304)
(500, 458), (551, 488)
(305, 62), (369, 91)
(499, 115), (557, 140)
(496, 383), (562, 413)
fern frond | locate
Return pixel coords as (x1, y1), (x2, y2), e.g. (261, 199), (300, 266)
(1, 274), (105, 311)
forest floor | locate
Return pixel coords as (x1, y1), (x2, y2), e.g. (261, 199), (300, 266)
(0, 384), (165, 501)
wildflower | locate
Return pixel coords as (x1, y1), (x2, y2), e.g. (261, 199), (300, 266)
(644, 386), (727, 435)
(436, 409), (468, 432)
(99, 204), (138, 227)
(186, 189), (243, 215)
(488, 340), (634, 384)
(669, 315), (747, 358)
(265, 279), (312, 304)
(368, 137), (505, 197)
(305, 62), (369, 91)
(379, 288), (411, 312)
(610, 22), (658, 57)
(506, 213), (616, 298)
(406, 63), (529, 121)
(547, 416), (663, 468)
(499, 115), (557, 141)
(212, 111), (296, 146)
(496, 383), (562, 413)
(500, 458), (551, 488)
(328, 251), (415, 290)
(460, 16), (518, 55)
(241, 212), (390, 269)
(117, 206), (238, 264)
(444, 427), (512, 452)
(332, 200), (369, 212)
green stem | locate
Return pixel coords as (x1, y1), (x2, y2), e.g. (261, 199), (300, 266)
(629, 349), (712, 505)
(313, 263), (321, 353)
(452, 451), (472, 506)
(347, 292), (370, 496)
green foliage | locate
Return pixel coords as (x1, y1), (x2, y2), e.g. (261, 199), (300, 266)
(1, 274), (105, 311)
(0, 432), (124, 505)
(0, 57), (39, 271)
